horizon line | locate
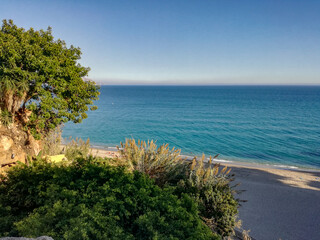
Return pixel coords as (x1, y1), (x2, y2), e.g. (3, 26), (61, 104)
(96, 83), (320, 86)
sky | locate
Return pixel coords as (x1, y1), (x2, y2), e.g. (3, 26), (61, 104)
(1, 0), (320, 85)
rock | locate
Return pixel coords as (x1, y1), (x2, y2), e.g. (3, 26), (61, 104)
(27, 136), (41, 156)
(0, 135), (14, 151)
(0, 237), (54, 240)
(0, 126), (28, 166)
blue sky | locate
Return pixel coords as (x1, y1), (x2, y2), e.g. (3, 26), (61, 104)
(1, 0), (320, 85)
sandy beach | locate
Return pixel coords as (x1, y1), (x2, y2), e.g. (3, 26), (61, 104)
(90, 147), (320, 240)
(228, 163), (320, 240)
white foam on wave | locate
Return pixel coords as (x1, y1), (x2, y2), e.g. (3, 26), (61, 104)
(90, 145), (107, 150)
(107, 146), (119, 150)
(272, 164), (299, 169)
(205, 157), (233, 163)
(90, 145), (118, 151)
(213, 159), (233, 163)
(180, 155), (233, 163)
(89, 145), (306, 170)
(180, 155), (195, 160)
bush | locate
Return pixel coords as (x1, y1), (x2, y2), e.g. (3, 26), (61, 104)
(42, 126), (63, 156)
(63, 137), (91, 160)
(0, 109), (12, 126)
(118, 139), (239, 237)
(176, 155), (239, 237)
(0, 157), (219, 240)
(117, 139), (188, 187)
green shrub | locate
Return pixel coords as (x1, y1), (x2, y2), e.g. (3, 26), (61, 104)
(117, 139), (188, 186)
(0, 157), (219, 240)
(42, 126), (63, 156)
(63, 137), (91, 160)
(176, 155), (239, 237)
(0, 109), (12, 126)
(117, 139), (240, 237)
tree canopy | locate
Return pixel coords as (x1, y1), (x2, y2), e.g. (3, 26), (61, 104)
(0, 19), (99, 139)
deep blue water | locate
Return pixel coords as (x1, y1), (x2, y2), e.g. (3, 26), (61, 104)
(62, 85), (320, 169)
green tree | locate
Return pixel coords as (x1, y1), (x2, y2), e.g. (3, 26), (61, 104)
(0, 19), (99, 139)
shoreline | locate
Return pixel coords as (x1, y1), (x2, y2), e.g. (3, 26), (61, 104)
(67, 144), (320, 239)
(88, 145), (320, 191)
(88, 144), (320, 173)
(230, 162), (320, 240)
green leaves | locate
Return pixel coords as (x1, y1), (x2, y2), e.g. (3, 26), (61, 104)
(177, 155), (239, 237)
(0, 109), (12, 126)
(0, 158), (219, 240)
(117, 139), (239, 237)
(0, 19), (99, 137)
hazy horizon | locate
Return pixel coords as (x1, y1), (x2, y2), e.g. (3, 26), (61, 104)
(1, 0), (320, 85)
(93, 79), (320, 86)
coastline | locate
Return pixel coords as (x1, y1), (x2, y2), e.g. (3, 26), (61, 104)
(88, 145), (320, 240)
(88, 144), (320, 172)
(88, 145), (320, 191)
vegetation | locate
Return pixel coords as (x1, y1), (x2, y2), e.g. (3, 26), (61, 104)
(117, 139), (188, 186)
(0, 109), (12, 126)
(0, 158), (219, 240)
(41, 131), (90, 160)
(118, 139), (239, 237)
(0, 19), (99, 139)
(177, 155), (239, 237)
(0, 19), (240, 240)
(41, 126), (63, 156)
(0, 137), (239, 239)
(63, 137), (91, 160)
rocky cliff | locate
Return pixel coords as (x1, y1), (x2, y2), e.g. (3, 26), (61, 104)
(0, 125), (40, 168)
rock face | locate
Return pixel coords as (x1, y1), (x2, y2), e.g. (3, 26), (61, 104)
(0, 237), (54, 240)
(0, 125), (40, 167)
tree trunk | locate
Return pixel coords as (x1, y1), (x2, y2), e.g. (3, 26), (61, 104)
(1, 91), (27, 122)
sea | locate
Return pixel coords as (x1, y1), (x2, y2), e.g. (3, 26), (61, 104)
(62, 85), (320, 170)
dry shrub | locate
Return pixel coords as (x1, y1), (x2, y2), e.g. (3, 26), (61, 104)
(117, 139), (240, 237)
(242, 229), (251, 240)
(117, 139), (188, 186)
(41, 126), (63, 156)
(64, 137), (91, 160)
(189, 154), (232, 188)
(179, 154), (239, 237)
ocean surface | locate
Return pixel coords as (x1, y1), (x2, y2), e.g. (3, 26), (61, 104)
(62, 85), (320, 169)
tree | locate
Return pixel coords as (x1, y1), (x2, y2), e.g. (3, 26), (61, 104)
(0, 19), (99, 139)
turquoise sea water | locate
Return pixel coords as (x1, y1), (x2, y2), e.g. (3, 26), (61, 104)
(63, 85), (320, 169)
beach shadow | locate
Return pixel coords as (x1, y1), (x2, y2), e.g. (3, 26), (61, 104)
(229, 166), (320, 240)
(230, 166), (320, 191)
(308, 178), (320, 189)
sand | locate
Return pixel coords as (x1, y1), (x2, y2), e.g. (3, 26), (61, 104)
(90, 147), (120, 158)
(90, 147), (320, 240)
(227, 164), (320, 240)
